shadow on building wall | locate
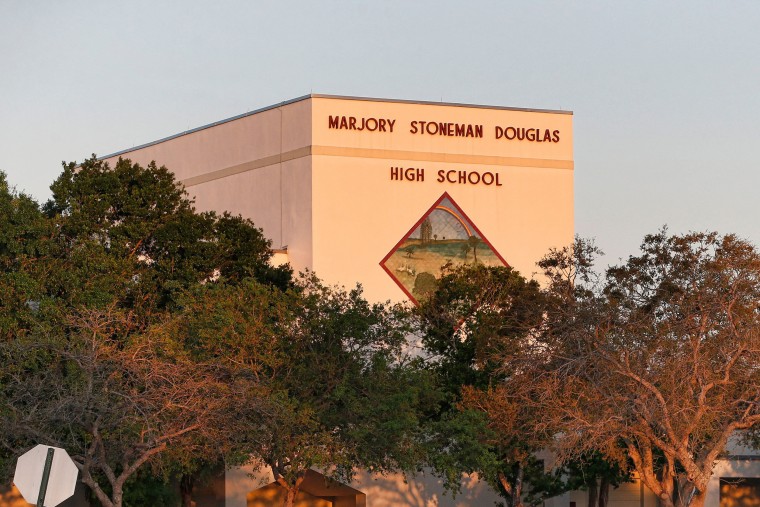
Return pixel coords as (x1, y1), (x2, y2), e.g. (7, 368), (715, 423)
(350, 469), (501, 507)
(720, 478), (760, 507)
(247, 470), (365, 507)
(231, 462), (502, 507)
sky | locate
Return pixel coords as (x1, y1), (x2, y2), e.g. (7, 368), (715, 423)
(1, 1), (758, 265)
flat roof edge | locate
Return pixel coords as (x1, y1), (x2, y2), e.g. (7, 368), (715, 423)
(98, 93), (572, 161)
(310, 93), (573, 115)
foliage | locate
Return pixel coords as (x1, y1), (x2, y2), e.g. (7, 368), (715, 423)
(9, 157), (755, 507)
(418, 263), (544, 403)
(0, 172), (52, 340)
(0, 159), (435, 507)
(0, 159), (291, 507)
(40, 156), (289, 318)
(121, 471), (180, 507)
(507, 232), (760, 507)
(0, 309), (232, 507)
(417, 263), (557, 507)
(173, 274), (436, 507)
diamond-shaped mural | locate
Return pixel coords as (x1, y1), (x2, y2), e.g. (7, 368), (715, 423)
(380, 192), (508, 305)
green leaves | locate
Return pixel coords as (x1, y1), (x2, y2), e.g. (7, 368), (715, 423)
(418, 264), (544, 396)
(0, 159), (295, 507)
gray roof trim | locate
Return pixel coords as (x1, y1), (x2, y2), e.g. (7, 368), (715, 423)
(99, 94), (572, 160)
(310, 93), (573, 115)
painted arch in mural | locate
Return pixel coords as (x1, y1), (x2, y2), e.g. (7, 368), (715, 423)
(380, 192), (508, 305)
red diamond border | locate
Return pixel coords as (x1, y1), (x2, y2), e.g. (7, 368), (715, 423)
(379, 191), (509, 305)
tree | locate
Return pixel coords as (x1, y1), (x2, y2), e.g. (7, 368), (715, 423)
(41, 156), (289, 318)
(0, 308), (238, 507)
(467, 235), (481, 263)
(457, 384), (562, 507)
(421, 218), (433, 244)
(413, 271), (437, 299)
(0, 172), (51, 341)
(417, 264), (557, 507)
(175, 274), (435, 507)
(0, 159), (292, 505)
(507, 232), (760, 507)
(418, 264), (544, 402)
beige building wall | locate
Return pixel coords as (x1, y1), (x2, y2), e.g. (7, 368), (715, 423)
(310, 153), (573, 301)
(308, 96), (573, 301)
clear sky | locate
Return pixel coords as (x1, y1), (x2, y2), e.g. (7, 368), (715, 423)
(1, 1), (758, 265)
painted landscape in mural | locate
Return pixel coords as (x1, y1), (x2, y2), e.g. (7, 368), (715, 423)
(380, 193), (507, 304)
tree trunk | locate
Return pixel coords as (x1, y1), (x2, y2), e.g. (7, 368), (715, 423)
(283, 487), (297, 507)
(112, 485), (123, 507)
(80, 473), (115, 507)
(181, 473), (194, 507)
(656, 458), (678, 507)
(686, 489), (706, 507)
(498, 471), (513, 497)
(587, 478), (598, 507)
(598, 476), (609, 507)
(278, 472), (305, 507)
(677, 481), (707, 507)
(512, 464), (525, 507)
(496, 468), (525, 507)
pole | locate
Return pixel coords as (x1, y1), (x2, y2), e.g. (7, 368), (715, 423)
(36, 447), (55, 507)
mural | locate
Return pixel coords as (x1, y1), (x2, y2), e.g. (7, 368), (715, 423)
(380, 192), (508, 304)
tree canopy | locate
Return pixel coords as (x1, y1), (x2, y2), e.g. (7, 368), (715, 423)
(3, 161), (760, 507)
(500, 232), (760, 507)
(0, 158), (293, 507)
(173, 275), (436, 507)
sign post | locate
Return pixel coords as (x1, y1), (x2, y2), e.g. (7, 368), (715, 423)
(13, 445), (79, 507)
(35, 447), (55, 507)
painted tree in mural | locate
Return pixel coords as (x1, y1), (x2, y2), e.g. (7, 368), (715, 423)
(500, 232), (760, 507)
(413, 271), (438, 299)
(421, 217), (433, 244)
(467, 235), (481, 263)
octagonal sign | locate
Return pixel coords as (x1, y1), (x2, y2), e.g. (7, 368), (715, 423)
(380, 192), (508, 304)
(14, 445), (79, 507)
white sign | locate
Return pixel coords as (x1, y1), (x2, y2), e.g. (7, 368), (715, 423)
(14, 445), (79, 507)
